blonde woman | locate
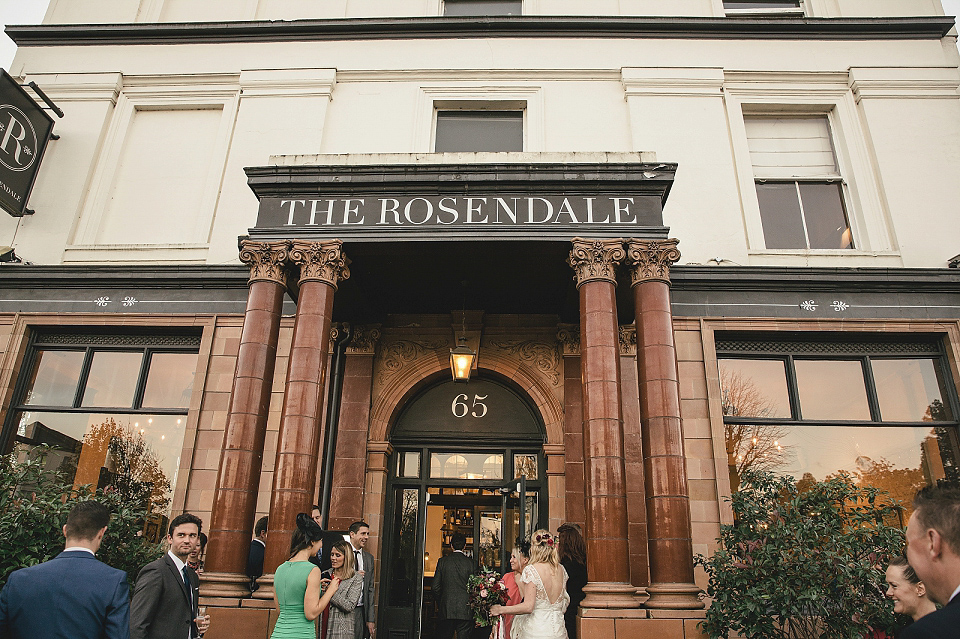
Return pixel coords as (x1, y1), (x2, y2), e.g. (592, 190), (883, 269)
(325, 540), (366, 639)
(490, 530), (569, 639)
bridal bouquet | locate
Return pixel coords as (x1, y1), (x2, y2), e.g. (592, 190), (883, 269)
(467, 568), (509, 627)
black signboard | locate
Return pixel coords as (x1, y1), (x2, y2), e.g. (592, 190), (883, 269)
(0, 69), (55, 217)
(254, 192), (665, 241)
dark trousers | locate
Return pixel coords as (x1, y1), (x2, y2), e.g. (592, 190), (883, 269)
(437, 618), (473, 639)
(352, 607), (367, 639)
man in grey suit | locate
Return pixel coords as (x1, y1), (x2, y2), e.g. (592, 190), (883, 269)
(131, 513), (210, 639)
(347, 520), (376, 639)
(0, 500), (129, 639)
(433, 533), (475, 639)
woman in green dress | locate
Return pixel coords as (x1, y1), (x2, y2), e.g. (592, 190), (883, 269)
(271, 513), (341, 639)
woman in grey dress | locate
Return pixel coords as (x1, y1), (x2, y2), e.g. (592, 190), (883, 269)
(326, 540), (365, 639)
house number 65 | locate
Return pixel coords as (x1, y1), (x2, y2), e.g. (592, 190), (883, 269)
(452, 394), (488, 418)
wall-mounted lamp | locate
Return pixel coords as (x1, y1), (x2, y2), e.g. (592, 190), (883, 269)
(450, 336), (476, 383)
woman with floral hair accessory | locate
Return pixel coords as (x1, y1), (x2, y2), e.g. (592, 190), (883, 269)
(490, 530), (569, 638)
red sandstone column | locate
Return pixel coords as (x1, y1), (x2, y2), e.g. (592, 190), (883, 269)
(202, 240), (290, 597)
(625, 239), (703, 609)
(566, 238), (639, 610)
(261, 241), (350, 582)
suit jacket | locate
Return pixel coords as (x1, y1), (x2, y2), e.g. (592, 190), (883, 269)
(353, 548), (375, 625)
(246, 539), (265, 579)
(130, 553), (199, 639)
(432, 551), (474, 621)
(900, 592), (960, 639)
(0, 550), (129, 639)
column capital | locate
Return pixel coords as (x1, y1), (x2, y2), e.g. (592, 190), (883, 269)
(567, 238), (625, 287)
(625, 238), (681, 286)
(239, 240), (291, 286)
(289, 240), (351, 289)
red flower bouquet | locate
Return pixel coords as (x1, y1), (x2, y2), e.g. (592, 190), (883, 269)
(467, 568), (509, 627)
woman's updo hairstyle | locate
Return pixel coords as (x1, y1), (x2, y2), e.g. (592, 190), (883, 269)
(888, 554), (921, 585)
(528, 529), (559, 568)
(513, 537), (531, 559)
(289, 512), (324, 557)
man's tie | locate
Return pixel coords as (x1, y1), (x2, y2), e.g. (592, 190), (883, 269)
(354, 549), (361, 571)
(182, 566), (193, 613)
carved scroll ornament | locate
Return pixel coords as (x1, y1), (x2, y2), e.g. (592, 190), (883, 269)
(290, 240), (351, 289)
(239, 240), (290, 286)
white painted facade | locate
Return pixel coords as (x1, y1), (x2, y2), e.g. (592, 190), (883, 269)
(3, 0), (958, 271)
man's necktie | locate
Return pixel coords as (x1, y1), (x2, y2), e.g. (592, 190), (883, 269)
(354, 549), (361, 571)
(182, 566), (193, 612)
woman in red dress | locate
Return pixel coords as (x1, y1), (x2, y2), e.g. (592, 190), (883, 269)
(494, 540), (531, 639)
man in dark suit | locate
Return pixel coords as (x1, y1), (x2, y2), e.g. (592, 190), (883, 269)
(432, 533), (475, 639)
(131, 513), (210, 639)
(902, 483), (960, 639)
(347, 520), (376, 639)
(246, 515), (268, 591)
(0, 500), (129, 639)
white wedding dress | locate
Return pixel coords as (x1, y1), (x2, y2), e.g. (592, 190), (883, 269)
(510, 564), (570, 639)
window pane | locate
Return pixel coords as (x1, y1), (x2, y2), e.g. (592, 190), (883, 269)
(756, 183), (807, 249)
(727, 424), (960, 518)
(81, 351), (143, 408)
(443, 0), (522, 16)
(430, 452), (503, 479)
(13, 411), (187, 517)
(718, 359), (792, 418)
(514, 453), (538, 480)
(872, 359), (954, 422)
(389, 487), (419, 606)
(399, 451), (421, 478)
(435, 111), (523, 152)
(799, 183), (853, 249)
(141, 352), (198, 409)
(23, 350), (85, 407)
(795, 360), (871, 420)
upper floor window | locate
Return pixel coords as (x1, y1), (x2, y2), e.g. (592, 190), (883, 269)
(435, 110), (523, 152)
(744, 116), (853, 250)
(723, 0), (803, 14)
(443, 0), (522, 15)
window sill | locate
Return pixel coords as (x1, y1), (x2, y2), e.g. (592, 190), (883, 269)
(724, 8), (805, 17)
(63, 244), (210, 264)
(745, 250), (902, 268)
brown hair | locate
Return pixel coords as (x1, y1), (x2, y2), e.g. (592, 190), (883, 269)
(331, 540), (357, 580)
(888, 555), (921, 584)
(557, 523), (587, 566)
(912, 484), (960, 555)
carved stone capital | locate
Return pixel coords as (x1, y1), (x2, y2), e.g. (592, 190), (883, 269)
(625, 238), (681, 286)
(289, 240), (351, 289)
(239, 240), (291, 286)
(557, 324), (581, 356)
(348, 324), (382, 355)
(619, 324), (637, 356)
(567, 238), (625, 287)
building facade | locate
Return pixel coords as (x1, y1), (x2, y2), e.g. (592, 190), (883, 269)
(3, 1), (960, 638)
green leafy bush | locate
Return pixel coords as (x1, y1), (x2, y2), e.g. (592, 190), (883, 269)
(695, 470), (905, 639)
(0, 448), (164, 590)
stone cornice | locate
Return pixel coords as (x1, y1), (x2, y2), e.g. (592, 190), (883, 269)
(6, 17), (954, 47)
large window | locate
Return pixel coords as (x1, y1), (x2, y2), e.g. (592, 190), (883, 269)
(4, 330), (201, 531)
(443, 0), (522, 16)
(717, 335), (960, 516)
(435, 110), (523, 152)
(745, 116), (853, 250)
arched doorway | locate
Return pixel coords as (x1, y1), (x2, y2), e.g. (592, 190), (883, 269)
(379, 375), (546, 639)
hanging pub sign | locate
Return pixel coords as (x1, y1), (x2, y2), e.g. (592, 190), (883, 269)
(0, 69), (55, 217)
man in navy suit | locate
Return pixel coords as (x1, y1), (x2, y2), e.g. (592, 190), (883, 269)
(902, 483), (960, 639)
(0, 499), (130, 639)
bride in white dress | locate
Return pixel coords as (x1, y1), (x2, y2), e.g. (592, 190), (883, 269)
(490, 530), (569, 639)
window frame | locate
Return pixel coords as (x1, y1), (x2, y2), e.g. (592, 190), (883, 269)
(721, 0), (804, 16)
(723, 80), (896, 260)
(717, 338), (960, 429)
(434, 109), (525, 153)
(415, 90), (542, 152)
(2, 330), (202, 453)
(441, 0), (523, 16)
